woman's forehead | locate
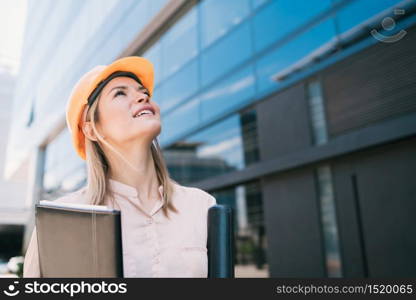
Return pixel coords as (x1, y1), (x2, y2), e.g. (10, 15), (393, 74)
(102, 76), (143, 93)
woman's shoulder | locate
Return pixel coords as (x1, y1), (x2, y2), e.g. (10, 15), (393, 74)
(172, 181), (217, 207)
(52, 186), (89, 205)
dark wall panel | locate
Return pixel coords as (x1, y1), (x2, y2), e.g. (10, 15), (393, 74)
(262, 168), (326, 277)
(332, 160), (369, 277)
(352, 138), (416, 277)
(333, 137), (416, 277)
(256, 83), (312, 161)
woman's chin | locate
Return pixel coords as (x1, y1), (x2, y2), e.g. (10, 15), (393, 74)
(131, 123), (161, 138)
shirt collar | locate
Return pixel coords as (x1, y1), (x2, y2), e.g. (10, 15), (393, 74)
(108, 178), (164, 200)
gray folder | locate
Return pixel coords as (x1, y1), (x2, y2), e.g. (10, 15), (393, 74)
(35, 201), (123, 277)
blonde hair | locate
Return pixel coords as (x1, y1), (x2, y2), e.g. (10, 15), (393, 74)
(83, 91), (179, 219)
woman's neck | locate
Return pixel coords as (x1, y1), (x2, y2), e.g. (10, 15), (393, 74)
(107, 142), (160, 202)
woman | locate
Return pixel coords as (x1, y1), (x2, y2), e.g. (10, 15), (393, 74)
(23, 56), (217, 278)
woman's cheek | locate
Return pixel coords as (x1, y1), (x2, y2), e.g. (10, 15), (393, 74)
(105, 114), (128, 137)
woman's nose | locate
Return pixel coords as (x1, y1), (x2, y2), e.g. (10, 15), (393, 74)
(134, 91), (149, 103)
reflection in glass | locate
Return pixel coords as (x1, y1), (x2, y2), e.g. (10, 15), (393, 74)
(200, 0), (250, 48)
(161, 96), (200, 143)
(240, 110), (260, 165)
(159, 59), (199, 113)
(252, 0), (332, 53)
(164, 110), (259, 185)
(201, 21), (252, 87)
(255, 17), (337, 93)
(43, 129), (86, 199)
(161, 6), (198, 79)
(200, 64), (256, 122)
(60, 166), (86, 192)
(251, 0), (270, 10)
(211, 181), (268, 277)
(142, 41), (162, 86)
(316, 165), (343, 277)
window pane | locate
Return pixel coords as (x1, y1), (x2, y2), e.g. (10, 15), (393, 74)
(164, 110), (259, 184)
(143, 41), (162, 86)
(200, 0), (250, 48)
(201, 21), (252, 87)
(151, 85), (164, 108)
(240, 109), (260, 165)
(200, 64), (256, 122)
(43, 129), (84, 194)
(316, 165), (343, 277)
(61, 167), (86, 192)
(159, 59), (198, 113)
(160, 96), (200, 143)
(252, 0), (332, 53)
(161, 6), (198, 79)
(212, 181), (269, 277)
(335, 0), (402, 37)
(255, 18), (337, 93)
(173, 115), (243, 183)
(251, 0), (269, 10)
(121, 0), (155, 48)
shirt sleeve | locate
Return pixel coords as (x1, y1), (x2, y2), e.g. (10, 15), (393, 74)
(207, 194), (217, 209)
(23, 226), (41, 278)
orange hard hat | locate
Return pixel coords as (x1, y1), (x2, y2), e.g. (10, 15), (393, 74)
(65, 56), (154, 160)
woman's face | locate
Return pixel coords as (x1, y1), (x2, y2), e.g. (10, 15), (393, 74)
(96, 76), (161, 147)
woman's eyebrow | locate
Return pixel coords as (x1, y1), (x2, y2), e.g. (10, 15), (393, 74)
(107, 84), (146, 95)
(107, 85), (127, 95)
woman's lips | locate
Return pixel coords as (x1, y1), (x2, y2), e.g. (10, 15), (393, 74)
(133, 109), (154, 118)
(132, 104), (155, 118)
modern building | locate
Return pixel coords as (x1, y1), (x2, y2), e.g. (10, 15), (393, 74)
(0, 65), (29, 272)
(5, 0), (416, 277)
(0, 64), (30, 260)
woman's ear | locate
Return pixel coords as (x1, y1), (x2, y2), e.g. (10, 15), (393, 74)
(82, 121), (99, 142)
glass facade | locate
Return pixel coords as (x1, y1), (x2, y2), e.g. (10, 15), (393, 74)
(316, 165), (343, 277)
(212, 181), (267, 277)
(148, 0), (405, 149)
(161, 6), (198, 79)
(252, 0), (332, 53)
(200, 0), (251, 48)
(335, 0), (403, 37)
(43, 129), (86, 194)
(164, 109), (259, 185)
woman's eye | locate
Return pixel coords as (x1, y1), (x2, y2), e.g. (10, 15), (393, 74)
(114, 90), (126, 97)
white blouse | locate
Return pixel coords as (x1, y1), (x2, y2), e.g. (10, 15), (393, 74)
(23, 179), (217, 278)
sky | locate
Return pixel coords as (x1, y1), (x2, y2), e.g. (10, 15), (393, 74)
(0, 0), (28, 74)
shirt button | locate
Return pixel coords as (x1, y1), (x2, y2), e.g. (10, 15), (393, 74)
(147, 218), (153, 224)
